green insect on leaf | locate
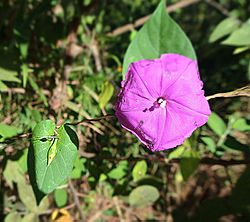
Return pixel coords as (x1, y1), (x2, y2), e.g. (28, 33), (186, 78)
(32, 134), (59, 166)
(47, 136), (59, 166)
(30, 120), (78, 194)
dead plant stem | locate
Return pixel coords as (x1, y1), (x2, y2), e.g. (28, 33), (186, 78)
(69, 180), (85, 222)
(107, 0), (200, 37)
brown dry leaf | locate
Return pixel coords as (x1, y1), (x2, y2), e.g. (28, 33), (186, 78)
(51, 209), (73, 222)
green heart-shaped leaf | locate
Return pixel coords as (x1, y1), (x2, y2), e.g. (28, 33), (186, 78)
(31, 120), (78, 194)
(122, 0), (196, 76)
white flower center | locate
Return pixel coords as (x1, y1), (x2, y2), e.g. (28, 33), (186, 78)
(157, 97), (166, 108)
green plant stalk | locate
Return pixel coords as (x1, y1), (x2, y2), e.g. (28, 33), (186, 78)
(216, 118), (234, 147)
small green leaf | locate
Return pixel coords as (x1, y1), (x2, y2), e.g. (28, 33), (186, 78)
(3, 160), (24, 189)
(180, 149), (199, 180)
(108, 160), (128, 180)
(71, 157), (86, 179)
(21, 213), (39, 222)
(17, 149), (28, 173)
(30, 109), (42, 123)
(37, 196), (49, 213)
(180, 157), (199, 181)
(0, 80), (8, 91)
(132, 160), (147, 182)
(129, 185), (160, 207)
(17, 179), (37, 212)
(0, 67), (20, 83)
(99, 173), (107, 182)
(201, 137), (216, 153)
(31, 120), (78, 193)
(20, 42), (28, 59)
(233, 46), (250, 54)
(209, 17), (240, 43)
(122, 0), (196, 76)
(21, 63), (29, 87)
(99, 81), (114, 109)
(54, 188), (68, 207)
(232, 118), (250, 131)
(207, 112), (227, 136)
(0, 123), (20, 141)
(222, 20), (250, 46)
(4, 212), (22, 222)
(168, 145), (186, 159)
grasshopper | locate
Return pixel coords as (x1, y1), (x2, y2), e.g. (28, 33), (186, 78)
(32, 132), (59, 166)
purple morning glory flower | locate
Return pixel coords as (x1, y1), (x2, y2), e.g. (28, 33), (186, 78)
(115, 54), (211, 151)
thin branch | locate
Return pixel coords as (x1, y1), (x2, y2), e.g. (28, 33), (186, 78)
(90, 37), (102, 72)
(88, 202), (114, 222)
(76, 149), (250, 166)
(38, 203), (75, 216)
(107, 0), (200, 37)
(7, 88), (25, 94)
(68, 180), (85, 222)
(0, 133), (32, 148)
(113, 196), (124, 222)
(6, 88), (50, 95)
(67, 114), (115, 126)
(80, 122), (104, 135)
(204, 0), (231, 17)
(156, 156), (250, 166)
(206, 85), (250, 100)
(200, 158), (250, 166)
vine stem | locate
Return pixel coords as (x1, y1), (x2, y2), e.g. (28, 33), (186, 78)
(66, 114), (115, 126)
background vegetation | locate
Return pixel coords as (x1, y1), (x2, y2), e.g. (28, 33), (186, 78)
(0, 0), (249, 221)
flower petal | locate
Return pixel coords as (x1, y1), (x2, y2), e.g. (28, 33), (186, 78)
(161, 54), (211, 116)
(121, 61), (156, 102)
(161, 55), (204, 100)
(130, 59), (164, 98)
(116, 65), (154, 113)
(160, 54), (194, 94)
(116, 90), (152, 113)
(116, 107), (166, 150)
(155, 101), (209, 151)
